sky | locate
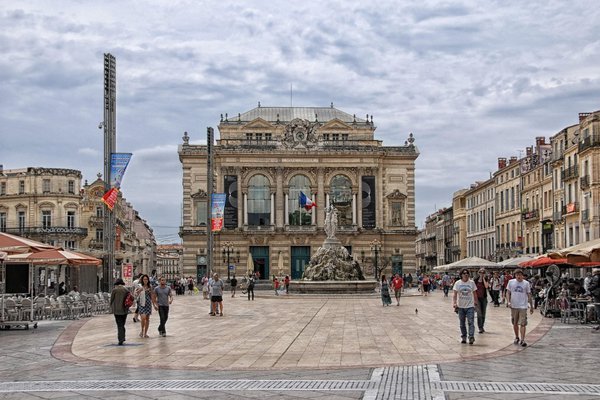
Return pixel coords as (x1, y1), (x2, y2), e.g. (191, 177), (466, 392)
(1, 1), (600, 243)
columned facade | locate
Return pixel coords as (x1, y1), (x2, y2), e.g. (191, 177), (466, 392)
(179, 105), (419, 281)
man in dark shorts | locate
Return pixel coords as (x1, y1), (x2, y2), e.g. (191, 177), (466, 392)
(210, 273), (224, 316)
(230, 275), (238, 298)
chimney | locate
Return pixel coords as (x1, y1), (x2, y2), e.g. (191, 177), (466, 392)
(498, 157), (507, 169)
(579, 112), (592, 123)
(509, 156), (518, 164)
(535, 136), (545, 145)
(526, 146), (533, 156)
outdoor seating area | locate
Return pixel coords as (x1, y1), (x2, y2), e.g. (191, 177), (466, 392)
(1, 292), (112, 327)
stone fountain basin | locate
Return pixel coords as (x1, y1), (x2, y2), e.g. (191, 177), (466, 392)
(289, 280), (377, 294)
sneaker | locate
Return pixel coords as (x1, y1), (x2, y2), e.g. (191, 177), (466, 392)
(219, 313), (223, 317)
(461, 338), (467, 344)
(133, 317), (139, 323)
(520, 340), (527, 347)
(479, 329), (485, 334)
(468, 337), (475, 345)
(513, 338), (520, 345)
(161, 333), (166, 337)
(210, 313), (216, 316)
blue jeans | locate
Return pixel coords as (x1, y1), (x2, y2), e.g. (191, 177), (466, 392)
(458, 307), (475, 339)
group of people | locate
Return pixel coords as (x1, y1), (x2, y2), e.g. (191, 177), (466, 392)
(109, 275), (174, 346)
(379, 274), (404, 306)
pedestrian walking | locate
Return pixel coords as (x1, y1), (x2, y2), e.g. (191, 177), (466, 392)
(135, 274), (155, 338)
(380, 275), (392, 306)
(109, 278), (129, 346)
(247, 275), (255, 301)
(230, 275), (238, 298)
(422, 274), (431, 296)
(274, 277), (280, 296)
(210, 273), (224, 316)
(442, 272), (452, 297)
(284, 275), (290, 294)
(585, 268), (600, 331)
(153, 277), (173, 337)
(392, 273), (403, 306)
(506, 269), (534, 347)
(490, 271), (501, 306)
(453, 268), (478, 345)
(474, 268), (490, 333)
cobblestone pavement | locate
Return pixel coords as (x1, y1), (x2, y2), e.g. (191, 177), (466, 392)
(0, 289), (598, 399)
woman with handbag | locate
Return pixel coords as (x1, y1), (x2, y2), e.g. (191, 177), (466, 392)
(135, 274), (156, 338)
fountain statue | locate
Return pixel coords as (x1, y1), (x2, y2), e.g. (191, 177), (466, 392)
(301, 205), (365, 282)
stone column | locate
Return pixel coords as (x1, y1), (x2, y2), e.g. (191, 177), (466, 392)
(243, 193), (248, 225)
(317, 168), (325, 228)
(352, 192), (357, 225)
(270, 192), (275, 226)
(276, 167), (284, 228)
(284, 193), (289, 225)
(312, 193), (317, 225)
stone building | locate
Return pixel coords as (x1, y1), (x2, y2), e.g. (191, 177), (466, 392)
(465, 178), (495, 259)
(493, 157), (522, 260)
(156, 244), (183, 281)
(179, 105), (419, 281)
(451, 188), (468, 262)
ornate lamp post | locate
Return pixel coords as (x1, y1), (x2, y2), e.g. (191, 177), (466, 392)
(221, 241), (239, 282)
(370, 239), (382, 280)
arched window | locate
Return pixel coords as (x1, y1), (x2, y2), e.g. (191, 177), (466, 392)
(248, 174), (271, 226)
(288, 175), (311, 226)
(329, 175), (352, 226)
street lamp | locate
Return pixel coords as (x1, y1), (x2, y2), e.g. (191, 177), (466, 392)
(370, 239), (382, 280)
(221, 241), (239, 282)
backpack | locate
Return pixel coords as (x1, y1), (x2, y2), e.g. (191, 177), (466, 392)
(123, 291), (134, 309)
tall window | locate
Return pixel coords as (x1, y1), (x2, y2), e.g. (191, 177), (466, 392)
(68, 180), (75, 194)
(43, 179), (51, 193)
(96, 229), (103, 242)
(0, 182), (5, 195)
(42, 210), (52, 228)
(18, 211), (25, 232)
(329, 175), (352, 226)
(67, 211), (76, 228)
(0, 212), (6, 232)
(195, 200), (207, 225)
(288, 175), (312, 226)
(248, 174), (270, 226)
(65, 240), (75, 250)
(96, 206), (103, 218)
(19, 180), (25, 194)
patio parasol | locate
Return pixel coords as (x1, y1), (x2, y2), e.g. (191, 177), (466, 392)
(0, 232), (56, 254)
(246, 253), (254, 276)
(520, 256), (568, 268)
(7, 248), (102, 266)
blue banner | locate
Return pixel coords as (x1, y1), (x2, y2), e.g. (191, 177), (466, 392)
(110, 153), (132, 188)
(211, 193), (226, 231)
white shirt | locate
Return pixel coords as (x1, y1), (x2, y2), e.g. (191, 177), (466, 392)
(507, 279), (531, 309)
(453, 279), (477, 308)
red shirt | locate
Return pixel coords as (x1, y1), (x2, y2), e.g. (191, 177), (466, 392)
(392, 277), (403, 290)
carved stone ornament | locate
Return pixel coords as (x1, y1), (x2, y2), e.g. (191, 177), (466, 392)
(386, 189), (407, 200)
(191, 188), (208, 199)
(281, 118), (319, 149)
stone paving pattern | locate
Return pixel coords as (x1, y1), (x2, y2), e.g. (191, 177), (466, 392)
(0, 288), (598, 399)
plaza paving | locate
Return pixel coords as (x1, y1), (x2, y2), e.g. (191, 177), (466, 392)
(1, 288), (599, 399)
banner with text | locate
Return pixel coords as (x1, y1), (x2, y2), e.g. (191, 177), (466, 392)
(211, 193), (226, 232)
(110, 153), (133, 188)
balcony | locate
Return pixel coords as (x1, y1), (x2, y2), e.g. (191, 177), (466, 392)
(579, 135), (600, 153)
(562, 202), (579, 215)
(580, 175), (590, 190)
(3, 226), (88, 236)
(553, 211), (563, 223)
(521, 209), (539, 221)
(561, 165), (579, 181)
(285, 224), (317, 233)
(582, 209), (589, 222)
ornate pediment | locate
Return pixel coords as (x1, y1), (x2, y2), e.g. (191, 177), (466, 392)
(386, 189), (407, 200)
(244, 118), (273, 130)
(321, 118), (352, 130)
(281, 118), (319, 149)
(191, 188), (208, 199)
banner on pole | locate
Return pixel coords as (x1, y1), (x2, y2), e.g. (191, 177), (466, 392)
(211, 193), (226, 232)
(102, 187), (119, 210)
(110, 153), (132, 188)
(122, 263), (133, 286)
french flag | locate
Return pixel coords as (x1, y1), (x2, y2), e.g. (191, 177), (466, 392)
(299, 191), (316, 211)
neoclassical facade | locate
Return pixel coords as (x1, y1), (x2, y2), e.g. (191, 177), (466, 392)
(179, 105), (419, 280)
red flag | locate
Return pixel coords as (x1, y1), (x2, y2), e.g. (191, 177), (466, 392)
(102, 187), (119, 211)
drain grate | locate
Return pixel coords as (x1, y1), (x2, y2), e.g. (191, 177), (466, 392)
(1, 366), (598, 398)
(434, 380), (600, 396)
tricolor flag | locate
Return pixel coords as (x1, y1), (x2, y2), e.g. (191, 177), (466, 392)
(299, 191), (316, 211)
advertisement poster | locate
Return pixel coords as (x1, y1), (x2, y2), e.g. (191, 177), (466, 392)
(122, 263), (133, 286)
(211, 193), (226, 231)
(224, 176), (238, 229)
(361, 176), (376, 229)
(110, 153), (132, 188)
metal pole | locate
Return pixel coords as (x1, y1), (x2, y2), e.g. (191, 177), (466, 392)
(103, 53), (116, 292)
(206, 127), (214, 277)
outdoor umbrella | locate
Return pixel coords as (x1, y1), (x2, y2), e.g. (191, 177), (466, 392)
(520, 256), (568, 268)
(0, 232), (56, 254)
(446, 256), (501, 270)
(246, 253), (254, 276)
(498, 256), (534, 268)
(7, 248), (102, 266)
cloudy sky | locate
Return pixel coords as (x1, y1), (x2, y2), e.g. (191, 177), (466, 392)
(1, 1), (599, 243)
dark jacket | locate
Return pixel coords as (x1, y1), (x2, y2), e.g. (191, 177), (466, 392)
(589, 273), (600, 302)
(110, 285), (129, 315)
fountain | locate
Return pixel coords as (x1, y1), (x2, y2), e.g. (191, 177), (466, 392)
(289, 205), (377, 294)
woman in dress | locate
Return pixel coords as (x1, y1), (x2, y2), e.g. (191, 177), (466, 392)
(135, 274), (155, 338)
(380, 275), (392, 306)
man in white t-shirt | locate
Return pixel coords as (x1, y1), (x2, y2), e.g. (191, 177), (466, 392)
(453, 268), (478, 345)
(506, 269), (534, 347)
